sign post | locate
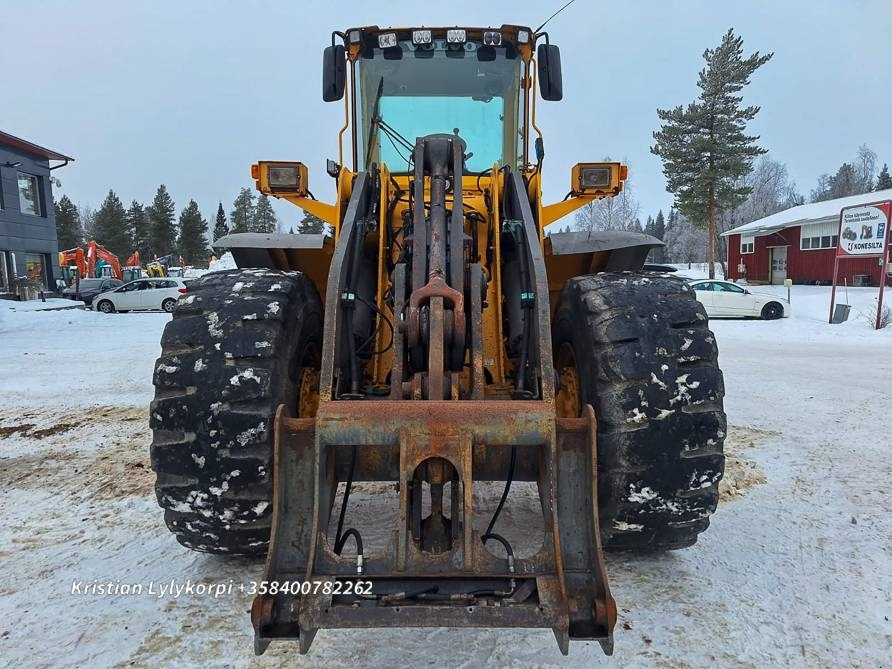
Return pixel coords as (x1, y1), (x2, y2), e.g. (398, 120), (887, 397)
(828, 200), (892, 328)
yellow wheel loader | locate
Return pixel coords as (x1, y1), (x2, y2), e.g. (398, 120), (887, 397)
(150, 25), (725, 656)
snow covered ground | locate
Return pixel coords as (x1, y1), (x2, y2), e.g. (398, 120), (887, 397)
(0, 279), (889, 668)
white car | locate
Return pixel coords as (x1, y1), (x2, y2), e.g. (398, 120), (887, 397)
(688, 280), (789, 320)
(93, 278), (188, 313)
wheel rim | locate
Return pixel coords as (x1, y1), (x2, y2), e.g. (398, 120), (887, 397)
(99, 302), (111, 313)
(297, 367), (319, 417)
(555, 343), (581, 418)
(163, 300), (175, 312)
(765, 304), (780, 319)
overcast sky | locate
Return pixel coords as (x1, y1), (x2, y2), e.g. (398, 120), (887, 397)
(4, 0), (891, 231)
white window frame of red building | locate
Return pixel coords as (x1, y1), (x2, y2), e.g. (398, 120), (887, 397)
(740, 235), (754, 254)
(800, 221), (838, 250)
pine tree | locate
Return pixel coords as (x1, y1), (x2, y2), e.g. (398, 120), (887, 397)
(252, 194), (278, 233)
(126, 200), (149, 257)
(230, 187), (255, 233)
(91, 190), (130, 257)
(875, 163), (892, 191)
(297, 210), (326, 234)
(651, 29), (772, 278)
(644, 215), (655, 237)
(177, 199), (210, 265)
(213, 201), (229, 240)
(54, 195), (83, 250)
(148, 184), (177, 256)
(652, 210), (666, 262)
(653, 210), (666, 240)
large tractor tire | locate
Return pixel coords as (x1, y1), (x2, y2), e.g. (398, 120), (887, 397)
(553, 272), (726, 552)
(150, 269), (322, 555)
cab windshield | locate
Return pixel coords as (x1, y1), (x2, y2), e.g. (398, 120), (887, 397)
(356, 40), (523, 173)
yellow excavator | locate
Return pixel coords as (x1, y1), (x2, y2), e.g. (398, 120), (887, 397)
(150, 24), (725, 656)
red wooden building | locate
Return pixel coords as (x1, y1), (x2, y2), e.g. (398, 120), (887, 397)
(723, 189), (892, 285)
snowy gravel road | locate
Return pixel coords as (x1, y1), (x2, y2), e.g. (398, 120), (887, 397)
(0, 290), (890, 668)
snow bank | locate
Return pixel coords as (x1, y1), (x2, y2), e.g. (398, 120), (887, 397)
(2, 297), (85, 312)
(208, 251), (236, 272)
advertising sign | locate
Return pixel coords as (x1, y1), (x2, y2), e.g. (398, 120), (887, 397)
(836, 202), (891, 256)
(829, 200), (891, 329)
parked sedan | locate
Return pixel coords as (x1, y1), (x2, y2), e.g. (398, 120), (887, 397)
(61, 277), (123, 305)
(93, 278), (188, 313)
(688, 280), (790, 320)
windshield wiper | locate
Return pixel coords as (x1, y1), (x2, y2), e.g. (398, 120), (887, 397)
(365, 77), (385, 170)
(365, 75), (415, 171)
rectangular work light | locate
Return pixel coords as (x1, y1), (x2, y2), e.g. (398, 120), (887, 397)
(252, 161), (309, 196)
(570, 162), (626, 196)
(446, 29), (466, 43)
(412, 29), (432, 45)
(378, 32), (398, 49)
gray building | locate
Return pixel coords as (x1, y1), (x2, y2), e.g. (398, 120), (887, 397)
(0, 130), (73, 296)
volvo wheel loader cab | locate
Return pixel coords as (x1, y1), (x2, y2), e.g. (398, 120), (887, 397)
(150, 24), (725, 656)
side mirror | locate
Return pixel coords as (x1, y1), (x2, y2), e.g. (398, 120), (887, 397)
(537, 43), (563, 101)
(322, 45), (346, 102)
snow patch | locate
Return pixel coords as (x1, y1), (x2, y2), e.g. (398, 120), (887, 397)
(613, 520), (644, 532)
(193, 359), (207, 372)
(234, 421), (265, 446)
(208, 481), (230, 497)
(627, 484), (658, 503)
(267, 302), (280, 315)
(207, 312), (223, 338)
(191, 454), (206, 468)
(230, 368), (258, 386)
(252, 501), (269, 516)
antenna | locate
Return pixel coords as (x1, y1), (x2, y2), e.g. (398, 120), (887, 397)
(535, 0), (577, 33)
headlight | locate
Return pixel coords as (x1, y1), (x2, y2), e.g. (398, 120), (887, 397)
(570, 162), (625, 196)
(268, 166), (300, 189)
(579, 166), (612, 189)
(516, 29), (530, 44)
(446, 29), (466, 43)
(483, 31), (502, 46)
(255, 162), (309, 196)
(377, 32), (398, 49)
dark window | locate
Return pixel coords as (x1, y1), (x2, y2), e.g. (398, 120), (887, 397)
(802, 238), (811, 249)
(17, 172), (42, 216)
(24, 253), (46, 288)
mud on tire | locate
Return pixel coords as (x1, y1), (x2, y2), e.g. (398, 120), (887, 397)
(553, 272), (726, 552)
(150, 269), (322, 555)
